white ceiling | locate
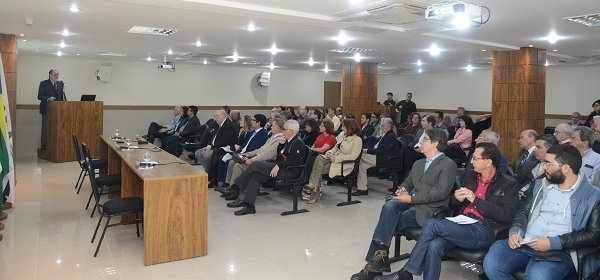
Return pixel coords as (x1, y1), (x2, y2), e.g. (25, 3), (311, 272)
(3, 0), (600, 73)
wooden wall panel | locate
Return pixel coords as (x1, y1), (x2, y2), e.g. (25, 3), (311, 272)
(342, 62), (378, 120)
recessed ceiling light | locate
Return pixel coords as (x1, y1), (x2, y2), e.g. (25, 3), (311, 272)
(147, 56), (151, 61)
(269, 62), (275, 70)
(428, 43), (440, 56)
(168, 49), (173, 55)
(417, 59), (422, 66)
(76, 53), (80, 56)
(548, 33), (558, 44)
(418, 69), (422, 73)
(69, 5), (79, 12)
(195, 40), (202, 47)
(232, 52), (239, 62)
(324, 65), (329, 73)
(382, 62), (385, 65)
(529, 45), (534, 47)
(466, 64), (473, 72)
(245, 24), (257, 32)
(545, 60), (549, 66)
(482, 49), (486, 52)
(59, 41), (66, 48)
(203, 59), (207, 65)
(308, 57), (314, 66)
(336, 31), (349, 45)
(270, 44), (278, 55)
(354, 53), (361, 62)
(57, 51), (63, 56)
(553, 49), (558, 52)
(19, 33), (24, 37)
(62, 29), (71, 36)
(22, 39), (27, 42)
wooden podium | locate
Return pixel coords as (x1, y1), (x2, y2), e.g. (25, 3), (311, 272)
(377, 104), (398, 126)
(37, 101), (103, 163)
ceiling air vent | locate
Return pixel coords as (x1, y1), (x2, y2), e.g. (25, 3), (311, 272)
(328, 47), (376, 53)
(97, 52), (127, 57)
(564, 13), (600, 27)
(127, 26), (179, 36)
(472, 62), (492, 67)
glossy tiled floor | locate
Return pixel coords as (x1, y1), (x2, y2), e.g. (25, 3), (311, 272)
(0, 156), (483, 280)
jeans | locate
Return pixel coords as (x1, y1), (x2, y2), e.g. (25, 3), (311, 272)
(403, 219), (491, 280)
(366, 200), (419, 262)
(217, 155), (230, 182)
(483, 239), (575, 280)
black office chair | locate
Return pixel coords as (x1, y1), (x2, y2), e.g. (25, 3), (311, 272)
(269, 145), (313, 216)
(72, 133), (108, 194)
(83, 144), (143, 257)
(331, 152), (362, 207)
(81, 143), (122, 218)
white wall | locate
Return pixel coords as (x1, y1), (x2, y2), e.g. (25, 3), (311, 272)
(378, 66), (600, 115)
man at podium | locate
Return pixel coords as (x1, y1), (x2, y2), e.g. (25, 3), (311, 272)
(38, 69), (65, 150)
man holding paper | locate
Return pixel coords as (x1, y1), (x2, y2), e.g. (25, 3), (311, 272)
(374, 142), (519, 280)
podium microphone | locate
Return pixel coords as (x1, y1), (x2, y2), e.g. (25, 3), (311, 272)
(60, 80), (67, 101)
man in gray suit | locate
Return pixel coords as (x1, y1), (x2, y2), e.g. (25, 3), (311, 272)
(351, 128), (457, 280)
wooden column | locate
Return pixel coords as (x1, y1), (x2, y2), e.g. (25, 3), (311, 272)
(342, 62), (378, 119)
(0, 34), (17, 159)
(492, 47), (546, 162)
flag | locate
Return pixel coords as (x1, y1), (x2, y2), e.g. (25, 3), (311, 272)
(0, 56), (15, 208)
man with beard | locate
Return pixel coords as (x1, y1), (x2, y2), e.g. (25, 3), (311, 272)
(484, 145), (600, 280)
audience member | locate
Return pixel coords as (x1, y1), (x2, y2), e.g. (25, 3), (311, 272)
(509, 129), (539, 186)
(228, 120), (307, 215)
(335, 114), (356, 141)
(401, 112), (421, 136)
(304, 119), (363, 204)
(231, 110), (241, 133)
(360, 113), (375, 139)
(553, 123), (573, 145)
(583, 99), (600, 127)
(220, 118), (284, 200)
(162, 106), (200, 148)
(350, 128), (456, 280)
(310, 119), (336, 155)
(195, 109), (238, 188)
(145, 106), (182, 144)
(157, 106), (188, 145)
(593, 125), (600, 154)
(371, 112), (381, 137)
(280, 110), (293, 120)
(484, 145), (600, 280)
(518, 134), (559, 199)
(442, 115), (452, 129)
(222, 105), (232, 115)
(571, 126), (600, 183)
(444, 114), (473, 160)
(458, 130), (509, 184)
(309, 109), (322, 122)
(433, 110), (449, 138)
(301, 119), (320, 147)
(452, 106), (465, 127)
(410, 115), (435, 149)
(377, 142), (519, 280)
(383, 92), (396, 106)
(354, 118), (400, 196)
(336, 107), (343, 120)
(571, 112), (583, 129)
(325, 107), (341, 131)
(297, 105), (309, 128)
(287, 106), (297, 120)
(395, 92), (417, 127)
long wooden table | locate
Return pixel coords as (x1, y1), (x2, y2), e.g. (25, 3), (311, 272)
(98, 135), (208, 265)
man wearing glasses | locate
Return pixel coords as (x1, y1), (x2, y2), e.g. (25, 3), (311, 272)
(570, 112), (583, 129)
(484, 145), (600, 280)
(553, 123), (573, 145)
(350, 128), (456, 280)
(570, 126), (600, 183)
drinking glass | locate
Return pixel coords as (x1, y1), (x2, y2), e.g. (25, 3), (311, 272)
(142, 151), (152, 167)
(114, 128), (120, 138)
(125, 138), (133, 150)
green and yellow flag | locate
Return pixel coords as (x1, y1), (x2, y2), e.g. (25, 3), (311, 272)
(0, 56), (15, 212)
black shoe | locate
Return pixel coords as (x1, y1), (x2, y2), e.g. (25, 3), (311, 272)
(373, 269), (413, 280)
(365, 249), (390, 272)
(218, 184), (230, 193)
(208, 181), (217, 188)
(234, 204), (256, 216)
(352, 190), (369, 196)
(224, 194), (238, 201)
(351, 268), (383, 280)
(227, 198), (245, 208)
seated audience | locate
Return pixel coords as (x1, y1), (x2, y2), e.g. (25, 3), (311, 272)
(442, 114), (452, 129)
(145, 106), (181, 143)
(310, 119), (336, 155)
(335, 114), (356, 141)
(583, 99), (600, 127)
(162, 105), (200, 148)
(195, 109), (238, 188)
(310, 109), (322, 122)
(518, 134), (559, 199)
(371, 112), (381, 137)
(377, 142), (519, 280)
(401, 112), (421, 136)
(303, 119), (362, 203)
(458, 130), (509, 184)
(350, 128), (456, 280)
(354, 118), (400, 196)
(220, 118), (284, 200)
(444, 114), (473, 160)
(571, 112), (583, 129)
(336, 107), (343, 120)
(326, 107), (341, 131)
(553, 123), (573, 145)
(509, 129), (539, 186)
(383, 92), (396, 106)
(157, 106), (188, 145)
(408, 115), (436, 164)
(301, 119), (320, 147)
(484, 145), (600, 280)
(296, 105), (309, 128)
(571, 126), (600, 183)
(452, 106), (465, 127)
(472, 113), (492, 143)
(360, 113), (375, 139)
(594, 125), (600, 154)
(227, 120), (307, 215)
(287, 106), (297, 120)
(433, 110), (449, 138)
(216, 114), (268, 186)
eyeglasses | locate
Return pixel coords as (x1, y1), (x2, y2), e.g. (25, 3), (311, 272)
(472, 156), (488, 161)
(422, 137), (431, 142)
(553, 131), (565, 135)
(541, 161), (563, 167)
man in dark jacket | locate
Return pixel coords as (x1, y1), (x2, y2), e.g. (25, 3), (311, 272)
(484, 145), (600, 280)
(38, 69), (65, 149)
(375, 142), (519, 280)
(354, 118), (400, 196)
(360, 113), (375, 139)
(228, 120), (307, 215)
(196, 109), (238, 187)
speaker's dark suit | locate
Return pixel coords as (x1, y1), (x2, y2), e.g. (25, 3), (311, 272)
(37, 79), (65, 114)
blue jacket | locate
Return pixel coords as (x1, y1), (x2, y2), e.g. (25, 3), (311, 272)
(236, 128), (268, 153)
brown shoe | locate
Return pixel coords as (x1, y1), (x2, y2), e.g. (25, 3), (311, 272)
(3, 202), (12, 210)
(227, 198), (245, 208)
(0, 212), (6, 221)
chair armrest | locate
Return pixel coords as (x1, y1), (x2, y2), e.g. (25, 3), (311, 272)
(493, 224), (511, 240)
(283, 164), (307, 183)
(577, 245), (600, 262)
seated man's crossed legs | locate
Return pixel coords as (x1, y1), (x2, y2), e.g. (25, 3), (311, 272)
(354, 153), (377, 196)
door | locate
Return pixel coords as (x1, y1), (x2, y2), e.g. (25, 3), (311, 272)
(323, 81), (341, 109)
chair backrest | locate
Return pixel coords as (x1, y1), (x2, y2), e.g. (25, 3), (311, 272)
(399, 134), (415, 147)
(72, 133), (84, 167)
(300, 145), (315, 184)
(81, 143), (102, 208)
(363, 135), (379, 149)
(348, 151), (363, 177)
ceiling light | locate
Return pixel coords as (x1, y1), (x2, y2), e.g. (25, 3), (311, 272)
(19, 33), (24, 37)
(147, 56), (151, 61)
(382, 62), (386, 65)
(232, 52), (239, 62)
(62, 29), (70, 36)
(545, 60), (549, 66)
(308, 57), (314, 66)
(324, 65), (329, 73)
(270, 44), (278, 55)
(195, 40), (202, 47)
(168, 49), (173, 55)
(203, 59), (207, 65)
(59, 41), (66, 48)
(482, 49), (486, 52)
(418, 68), (422, 73)
(76, 53), (80, 56)
(269, 62), (275, 70)
(547, 33), (558, 44)
(246, 24), (257, 32)
(69, 5), (79, 12)
(417, 59), (422, 66)
(22, 39), (27, 42)
(428, 43), (440, 56)
(354, 53), (361, 62)
(452, 13), (471, 29)
(466, 64), (473, 72)
(57, 51), (63, 56)
(553, 49), (558, 52)
(336, 31), (349, 45)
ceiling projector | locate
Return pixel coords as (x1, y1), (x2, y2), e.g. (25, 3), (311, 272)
(158, 62), (173, 69)
(425, 1), (481, 20)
